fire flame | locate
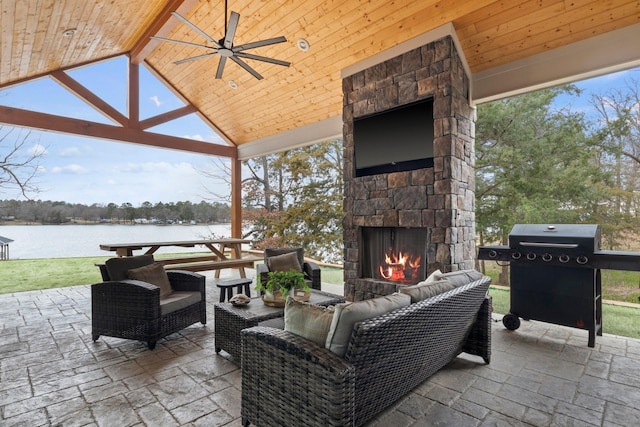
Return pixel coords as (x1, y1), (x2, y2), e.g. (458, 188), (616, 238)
(378, 251), (421, 282)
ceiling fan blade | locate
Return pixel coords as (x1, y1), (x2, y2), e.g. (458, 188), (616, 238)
(174, 52), (218, 65)
(230, 56), (263, 80)
(171, 12), (221, 48)
(223, 12), (240, 49)
(233, 36), (287, 52)
(235, 52), (290, 67)
(150, 36), (216, 50)
(215, 56), (227, 79)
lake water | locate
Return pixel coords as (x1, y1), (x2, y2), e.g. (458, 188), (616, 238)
(0, 224), (232, 259)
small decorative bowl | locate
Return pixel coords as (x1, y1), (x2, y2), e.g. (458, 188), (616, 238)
(230, 294), (251, 306)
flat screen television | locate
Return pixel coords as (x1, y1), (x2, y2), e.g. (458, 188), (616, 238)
(353, 98), (434, 177)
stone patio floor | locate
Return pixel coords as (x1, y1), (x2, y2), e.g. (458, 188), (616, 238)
(2, 269), (640, 426)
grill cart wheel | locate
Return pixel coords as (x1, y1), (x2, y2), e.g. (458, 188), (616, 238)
(503, 313), (521, 330)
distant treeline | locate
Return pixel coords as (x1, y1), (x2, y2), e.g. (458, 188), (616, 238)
(0, 199), (231, 225)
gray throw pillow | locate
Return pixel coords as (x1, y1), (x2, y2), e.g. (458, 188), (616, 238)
(325, 293), (411, 357)
(284, 298), (335, 347)
(127, 262), (173, 298)
(268, 251), (303, 272)
(105, 254), (154, 281)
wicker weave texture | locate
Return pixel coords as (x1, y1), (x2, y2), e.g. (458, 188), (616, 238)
(241, 328), (356, 427)
(240, 277), (491, 426)
(91, 270), (206, 349)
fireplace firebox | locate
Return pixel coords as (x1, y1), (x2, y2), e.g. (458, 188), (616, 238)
(360, 227), (427, 285)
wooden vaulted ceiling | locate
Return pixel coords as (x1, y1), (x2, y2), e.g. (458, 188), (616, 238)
(1, 0), (640, 160)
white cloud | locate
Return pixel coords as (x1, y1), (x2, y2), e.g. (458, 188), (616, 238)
(116, 161), (195, 175)
(150, 95), (162, 107)
(58, 146), (83, 157)
(28, 143), (48, 156)
(51, 164), (89, 174)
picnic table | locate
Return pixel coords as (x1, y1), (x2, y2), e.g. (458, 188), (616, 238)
(99, 238), (260, 278)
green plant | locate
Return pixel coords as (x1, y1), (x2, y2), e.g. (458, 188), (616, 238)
(256, 269), (308, 294)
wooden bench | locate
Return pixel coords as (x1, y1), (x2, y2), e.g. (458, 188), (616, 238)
(97, 255), (262, 279)
(159, 256), (261, 273)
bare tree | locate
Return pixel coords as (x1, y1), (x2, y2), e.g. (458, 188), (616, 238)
(197, 157), (233, 203)
(0, 125), (45, 199)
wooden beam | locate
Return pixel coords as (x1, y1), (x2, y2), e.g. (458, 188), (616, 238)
(139, 104), (198, 130)
(129, 0), (199, 64)
(49, 70), (129, 126)
(231, 157), (243, 238)
(0, 105), (236, 157)
(129, 61), (140, 127)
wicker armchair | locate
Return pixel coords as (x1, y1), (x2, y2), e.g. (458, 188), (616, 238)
(257, 247), (321, 290)
(91, 255), (206, 350)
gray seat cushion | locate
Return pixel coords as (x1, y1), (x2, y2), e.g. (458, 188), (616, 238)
(160, 291), (202, 316)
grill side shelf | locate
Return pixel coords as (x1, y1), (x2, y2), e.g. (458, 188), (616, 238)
(477, 246), (640, 271)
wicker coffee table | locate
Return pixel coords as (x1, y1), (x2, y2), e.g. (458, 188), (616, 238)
(214, 290), (344, 361)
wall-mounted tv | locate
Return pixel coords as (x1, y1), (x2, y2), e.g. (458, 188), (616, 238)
(353, 98), (434, 177)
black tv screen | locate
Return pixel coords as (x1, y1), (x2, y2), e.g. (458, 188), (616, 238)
(353, 98), (434, 177)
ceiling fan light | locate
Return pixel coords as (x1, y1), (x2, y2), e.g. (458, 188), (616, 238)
(229, 80), (238, 90)
(297, 38), (310, 52)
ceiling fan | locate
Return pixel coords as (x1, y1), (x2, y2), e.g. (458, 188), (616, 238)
(151, 1), (290, 80)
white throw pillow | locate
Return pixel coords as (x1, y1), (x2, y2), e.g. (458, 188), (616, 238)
(325, 293), (411, 357)
(399, 279), (456, 303)
(424, 269), (442, 283)
(435, 269), (483, 287)
(284, 298), (335, 347)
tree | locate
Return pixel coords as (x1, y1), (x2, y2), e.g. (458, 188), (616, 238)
(240, 140), (344, 263)
(0, 126), (45, 199)
(589, 77), (640, 247)
(475, 86), (611, 283)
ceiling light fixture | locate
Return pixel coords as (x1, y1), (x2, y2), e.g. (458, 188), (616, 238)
(297, 38), (310, 52)
(229, 80), (238, 90)
(62, 28), (77, 37)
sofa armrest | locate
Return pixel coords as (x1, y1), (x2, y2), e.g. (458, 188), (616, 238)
(241, 326), (355, 427)
(463, 294), (492, 364)
(256, 263), (269, 289)
(91, 280), (161, 320)
(303, 261), (321, 290)
(166, 270), (205, 293)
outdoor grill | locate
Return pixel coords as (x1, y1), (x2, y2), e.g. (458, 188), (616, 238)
(478, 224), (640, 347)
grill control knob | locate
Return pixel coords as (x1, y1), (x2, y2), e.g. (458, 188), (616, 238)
(488, 250), (497, 258)
(577, 256), (588, 265)
(559, 254), (570, 263)
(542, 253), (552, 262)
(511, 252), (521, 260)
(526, 252), (537, 260)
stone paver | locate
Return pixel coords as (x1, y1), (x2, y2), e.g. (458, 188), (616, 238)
(2, 271), (640, 426)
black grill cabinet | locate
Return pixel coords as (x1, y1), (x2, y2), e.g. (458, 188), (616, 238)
(484, 224), (603, 347)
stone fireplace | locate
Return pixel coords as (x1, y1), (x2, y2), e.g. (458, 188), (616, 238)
(343, 36), (476, 301)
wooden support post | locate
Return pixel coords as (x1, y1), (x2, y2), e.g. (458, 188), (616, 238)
(231, 157), (242, 239)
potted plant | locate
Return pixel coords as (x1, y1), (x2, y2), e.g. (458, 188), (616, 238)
(256, 269), (310, 306)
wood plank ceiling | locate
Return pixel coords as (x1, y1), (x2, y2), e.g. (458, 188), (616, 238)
(1, 0), (640, 157)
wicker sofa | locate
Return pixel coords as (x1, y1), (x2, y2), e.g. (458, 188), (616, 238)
(240, 275), (491, 427)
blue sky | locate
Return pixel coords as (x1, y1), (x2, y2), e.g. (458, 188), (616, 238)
(0, 56), (230, 205)
(0, 56), (639, 206)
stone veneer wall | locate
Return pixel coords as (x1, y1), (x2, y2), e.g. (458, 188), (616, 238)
(342, 36), (476, 301)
